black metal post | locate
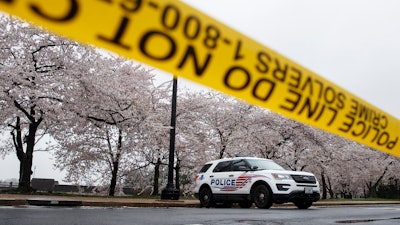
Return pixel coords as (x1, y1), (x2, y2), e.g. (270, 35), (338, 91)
(161, 76), (180, 200)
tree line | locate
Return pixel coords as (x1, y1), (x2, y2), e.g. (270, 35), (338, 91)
(1, 16), (399, 198)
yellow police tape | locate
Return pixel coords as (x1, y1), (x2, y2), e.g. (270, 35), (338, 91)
(1, 0), (399, 157)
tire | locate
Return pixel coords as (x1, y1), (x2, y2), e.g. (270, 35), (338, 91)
(199, 187), (214, 208)
(294, 200), (313, 209)
(238, 201), (253, 208)
(252, 185), (273, 209)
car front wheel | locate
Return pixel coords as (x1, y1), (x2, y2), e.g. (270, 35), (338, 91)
(252, 185), (273, 209)
(199, 187), (214, 208)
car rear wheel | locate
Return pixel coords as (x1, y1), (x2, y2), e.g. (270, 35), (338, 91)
(252, 185), (273, 209)
(199, 187), (214, 208)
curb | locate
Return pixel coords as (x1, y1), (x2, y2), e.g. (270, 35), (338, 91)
(314, 201), (400, 207)
(0, 199), (27, 206)
(0, 195), (201, 208)
(27, 198), (82, 207)
(81, 200), (199, 208)
(0, 199), (200, 208)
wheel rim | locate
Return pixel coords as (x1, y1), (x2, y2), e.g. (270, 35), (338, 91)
(203, 193), (209, 204)
(253, 185), (272, 208)
(255, 190), (266, 204)
(200, 188), (211, 207)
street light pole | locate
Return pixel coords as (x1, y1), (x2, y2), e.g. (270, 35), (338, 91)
(161, 76), (180, 200)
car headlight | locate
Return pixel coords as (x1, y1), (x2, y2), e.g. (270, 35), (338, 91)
(272, 173), (292, 180)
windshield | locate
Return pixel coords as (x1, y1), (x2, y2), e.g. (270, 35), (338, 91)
(246, 159), (285, 171)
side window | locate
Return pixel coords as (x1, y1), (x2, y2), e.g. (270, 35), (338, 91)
(199, 164), (212, 173)
(232, 159), (249, 171)
(213, 161), (232, 172)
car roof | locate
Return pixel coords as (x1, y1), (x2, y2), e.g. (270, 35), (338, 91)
(206, 157), (272, 164)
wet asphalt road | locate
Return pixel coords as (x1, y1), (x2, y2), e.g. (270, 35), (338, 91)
(1, 204), (400, 225)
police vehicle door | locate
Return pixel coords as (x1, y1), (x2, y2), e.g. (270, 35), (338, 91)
(209, 159), (251, 194)
(209, 160), (237, 194)
(229, 159), (253, 194)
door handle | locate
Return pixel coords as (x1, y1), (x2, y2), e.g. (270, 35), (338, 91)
(209, 175), (214, 178)
(229, 174), (234, 177)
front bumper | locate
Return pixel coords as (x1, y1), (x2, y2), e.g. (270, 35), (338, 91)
(273, 191), (320, 204)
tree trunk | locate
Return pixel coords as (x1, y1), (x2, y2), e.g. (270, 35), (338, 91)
(366, 181), (377, 198)
(109, 160), (119, 196)
(365, 161), (393, 198)
(152, 157), (161, 196)
(219, 145), (226, 159)
(175, 158), (181, 191)
(321, 172), (327, 200)
(327, 176), (334, 199)
(19, 153), (33, 193)
(11, 116), (40, 193)
(108, 130), (122, 196)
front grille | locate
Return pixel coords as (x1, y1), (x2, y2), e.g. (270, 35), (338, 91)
(291, 175), (316, 184)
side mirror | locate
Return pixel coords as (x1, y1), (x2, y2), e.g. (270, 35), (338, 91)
(251, 166), (259, 171)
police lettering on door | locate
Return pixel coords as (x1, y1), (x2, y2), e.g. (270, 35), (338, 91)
(209, 175), (254, 191)
(210, 178), (236, 186)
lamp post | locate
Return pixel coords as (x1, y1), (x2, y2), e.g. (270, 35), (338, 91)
(161, 76), (180, 200)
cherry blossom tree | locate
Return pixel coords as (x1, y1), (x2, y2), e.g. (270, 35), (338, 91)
(0, 16), (93, 192)
(50, 56), (157, 196)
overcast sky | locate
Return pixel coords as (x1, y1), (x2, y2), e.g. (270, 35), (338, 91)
(182, 0), (400, 119)
(1, 0), (400, 182)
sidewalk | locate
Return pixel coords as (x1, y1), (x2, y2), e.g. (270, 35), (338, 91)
(1, 194), (400, 208)
(0, 194), (200, 207)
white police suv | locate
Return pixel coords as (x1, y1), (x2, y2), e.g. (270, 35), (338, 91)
(194, 156), (320, 209)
